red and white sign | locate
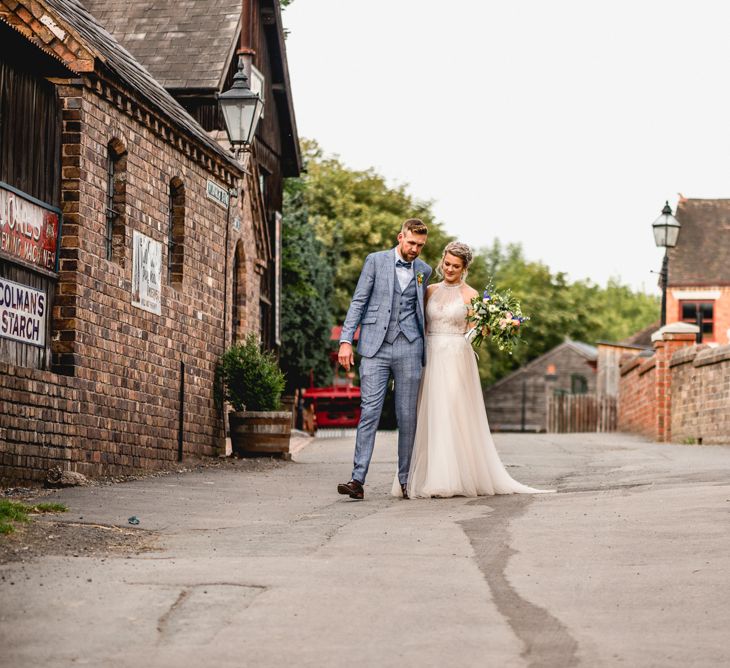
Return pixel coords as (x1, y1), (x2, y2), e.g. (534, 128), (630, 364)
(0, 277), (46, 347)
(0, 183), (61, 273)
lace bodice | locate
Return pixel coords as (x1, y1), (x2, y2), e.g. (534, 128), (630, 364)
(426, 282), (469, 335)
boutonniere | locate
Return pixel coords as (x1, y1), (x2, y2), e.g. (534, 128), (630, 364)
(416, 272), (424, 286)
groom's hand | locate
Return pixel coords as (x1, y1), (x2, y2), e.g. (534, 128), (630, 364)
(338, 342), (355, 371)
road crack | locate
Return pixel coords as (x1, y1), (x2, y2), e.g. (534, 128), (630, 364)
(460, 496), (580, 668)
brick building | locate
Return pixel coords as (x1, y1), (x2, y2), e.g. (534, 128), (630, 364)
(83, 0), (301, 350)
(665, 198), (730, 345)
(0, 0), (299, 481)
(483, 340), (598, 432)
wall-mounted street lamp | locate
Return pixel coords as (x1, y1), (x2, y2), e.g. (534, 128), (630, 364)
(218, 56), (264, 158)
(652, 201), (681, 326)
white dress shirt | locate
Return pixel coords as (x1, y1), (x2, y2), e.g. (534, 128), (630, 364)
(394, 248), (414, 291)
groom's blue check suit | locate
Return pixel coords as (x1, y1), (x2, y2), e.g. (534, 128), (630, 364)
(340, 248), (432, 485)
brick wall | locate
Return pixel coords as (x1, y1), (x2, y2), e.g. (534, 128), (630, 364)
(618, 324), (730, 444)
(617, 353), (656, 438)
(671, 344), (730, 444)
(1, 78), (264, 482)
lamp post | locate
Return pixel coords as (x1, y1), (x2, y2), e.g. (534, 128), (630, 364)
(217, 56), (264, 159)
(652, 201), (681, 326)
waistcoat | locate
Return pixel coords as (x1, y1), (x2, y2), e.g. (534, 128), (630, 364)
(384, 274), (420, 344)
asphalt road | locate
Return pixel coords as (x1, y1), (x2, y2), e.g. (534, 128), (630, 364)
(1, 431), (729, 668)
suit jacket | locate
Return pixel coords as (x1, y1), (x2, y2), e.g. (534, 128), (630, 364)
(340, 249), (432, 362)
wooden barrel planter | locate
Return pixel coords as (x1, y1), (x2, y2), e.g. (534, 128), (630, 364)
(229, 411), (292, 457)
(280, 395), (297, 428)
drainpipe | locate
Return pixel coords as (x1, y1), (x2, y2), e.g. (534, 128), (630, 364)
(240, 0), (256, 67)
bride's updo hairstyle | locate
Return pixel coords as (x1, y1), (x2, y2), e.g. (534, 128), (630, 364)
(437, 241), (474, 281)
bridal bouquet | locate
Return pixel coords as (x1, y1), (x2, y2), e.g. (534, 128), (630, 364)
(467, 282), (529, 354)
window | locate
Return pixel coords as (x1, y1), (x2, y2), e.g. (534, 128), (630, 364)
(167, 177), (185, 286)
(680, 301), (714, 340)
(106, 139), (127, 263)
(259, 262), (272, 350)
(232, 241), (247, 341)
(571, 374), (588, 395)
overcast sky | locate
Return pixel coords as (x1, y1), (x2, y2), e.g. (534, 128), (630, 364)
(283, 1), (730, 294)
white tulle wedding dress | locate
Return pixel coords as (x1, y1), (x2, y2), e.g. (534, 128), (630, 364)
(392, 282), (552, 498)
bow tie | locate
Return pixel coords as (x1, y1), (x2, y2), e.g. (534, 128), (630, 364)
(396, 259), (412, 269)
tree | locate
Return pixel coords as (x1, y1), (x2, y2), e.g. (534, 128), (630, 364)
(279, 177), (334, 392)
(299, 140), (453, 321)
(469, 240), (659, 385)
(284, 140), (660, 388)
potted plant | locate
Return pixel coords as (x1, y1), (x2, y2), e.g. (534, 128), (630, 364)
(217, 335), (291, 457)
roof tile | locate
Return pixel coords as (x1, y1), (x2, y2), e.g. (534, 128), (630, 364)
(82, 0), (240, 90)
(668, 199), (730, 285)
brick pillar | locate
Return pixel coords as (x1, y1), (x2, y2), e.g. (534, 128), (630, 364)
(53, 81), (84, 376)
(651, 323), (699, 442)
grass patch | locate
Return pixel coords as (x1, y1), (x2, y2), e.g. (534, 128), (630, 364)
(0, 500), (67, 535)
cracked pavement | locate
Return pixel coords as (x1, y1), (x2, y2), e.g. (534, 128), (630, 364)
(1, 432), (729, 667)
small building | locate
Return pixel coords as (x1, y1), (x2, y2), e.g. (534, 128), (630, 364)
(596, 321), (657, 396)
(666, 198), (730, 345)
(0, 0), (298, 481)
(483, 340), (598, 432)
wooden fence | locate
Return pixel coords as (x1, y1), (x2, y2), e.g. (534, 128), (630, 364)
(547, 394), (617, 433)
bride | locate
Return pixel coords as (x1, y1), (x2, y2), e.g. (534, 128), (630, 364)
(392, 241), (552, 498)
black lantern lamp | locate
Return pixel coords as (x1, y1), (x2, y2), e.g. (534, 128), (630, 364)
(218, 57), (264, 156)
(652, 201), (681, 326)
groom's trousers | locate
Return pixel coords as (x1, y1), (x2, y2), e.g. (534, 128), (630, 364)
(352, 333), (424, 485)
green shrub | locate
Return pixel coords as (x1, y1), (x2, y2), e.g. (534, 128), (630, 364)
(217, 334), (286, 412)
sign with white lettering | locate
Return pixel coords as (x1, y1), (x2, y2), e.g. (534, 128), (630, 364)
(0, 278), (46, 347)
(0, 182), (61, 274)
(206, 180), (229, 209)
(132, 231), (162, 315)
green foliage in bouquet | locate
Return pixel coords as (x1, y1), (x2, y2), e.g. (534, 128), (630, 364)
(216, 335), (285, 412)
(468, 281), (529, 354)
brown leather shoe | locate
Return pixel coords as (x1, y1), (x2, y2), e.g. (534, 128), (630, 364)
(401, 483), (409, 499)
(337, 479), (364, 500)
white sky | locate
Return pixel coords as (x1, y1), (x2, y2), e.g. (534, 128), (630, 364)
(283, 0), (730, 294)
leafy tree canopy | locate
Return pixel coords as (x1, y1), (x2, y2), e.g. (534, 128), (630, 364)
(280, 177), (334, 392)
(283, 140), (660, 387)
(298, 140), (453, 320)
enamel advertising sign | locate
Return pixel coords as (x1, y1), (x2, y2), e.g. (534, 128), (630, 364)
(0, 277), (46, 347)
(0, 182), (61, 274)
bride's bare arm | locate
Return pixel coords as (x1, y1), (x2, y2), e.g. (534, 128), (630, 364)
(462, 283), (479, 306)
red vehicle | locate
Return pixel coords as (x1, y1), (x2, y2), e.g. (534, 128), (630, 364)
(302, 384), (361, 429)
(302, 326), (361, 429)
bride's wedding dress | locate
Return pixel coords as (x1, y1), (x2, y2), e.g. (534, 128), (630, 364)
(392, 282), (551, 498)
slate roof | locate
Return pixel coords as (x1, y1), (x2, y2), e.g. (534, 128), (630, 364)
(81, 0), (240, 90)
(44, 0), (241, 172)
(618, 320), (660, 348)
(668, 198), (730, 285)
(80, 0), (301, 175)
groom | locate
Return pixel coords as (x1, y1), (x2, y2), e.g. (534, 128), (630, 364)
(337, 219), (432, 500)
